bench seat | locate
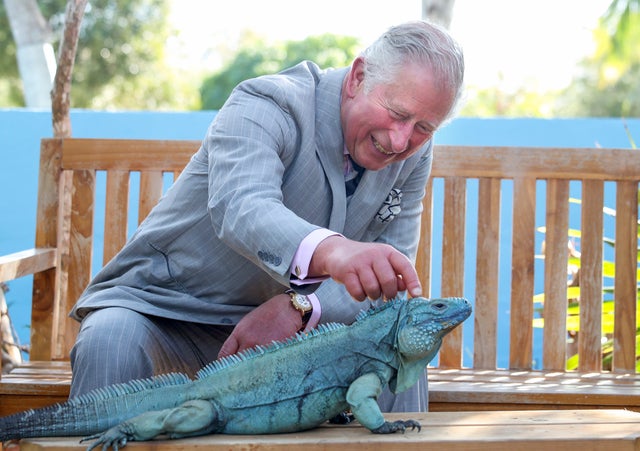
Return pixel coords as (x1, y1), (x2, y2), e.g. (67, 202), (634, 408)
(428, 368), (640, 411)
(0, 361), (71, 416)
(16, 409), (640, 451)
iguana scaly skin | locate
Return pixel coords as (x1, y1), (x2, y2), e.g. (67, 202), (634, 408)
(0, 296), (471, 450)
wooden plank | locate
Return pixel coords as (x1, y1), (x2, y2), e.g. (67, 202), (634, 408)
(138, 171), (163, 223)
(613, 180), (639, 372)
(51, 169), (94, 360)
(59, 138), (198, 171)
(439, 177), (466, 368)
(415, 179), (433, 298)
(431, 146), (640, 181)
(0, 362), (71, 415)
(0, 249), (56, 282)
(18, 410), (640, 451)
(578, 180), (604, 371)
(509, 178), (536, 369)
(542, 179), (570, 370)
(103, 170), (130, 265)
(474, 178), (501, 369)
(29, 139), (63, 361)
(428, 368), (640, 410)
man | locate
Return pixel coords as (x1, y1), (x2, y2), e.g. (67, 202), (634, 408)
(69, 20), (465, 412)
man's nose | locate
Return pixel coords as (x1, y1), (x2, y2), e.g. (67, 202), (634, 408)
(389, 122), (413, 153)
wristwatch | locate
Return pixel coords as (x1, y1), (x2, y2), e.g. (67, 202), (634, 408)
(286, 289), (313, 330)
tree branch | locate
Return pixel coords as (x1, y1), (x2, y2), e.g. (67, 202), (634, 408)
(51, 0), (88, 138)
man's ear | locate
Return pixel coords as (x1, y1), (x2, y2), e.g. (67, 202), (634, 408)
(344, 56), (366, 98)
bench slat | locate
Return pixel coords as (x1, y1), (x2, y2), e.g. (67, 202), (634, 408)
(614, 180), (639, 372)
(579, 179), (604, 371)
(439, 176), (466, 368)
(431, 146), (640, 181)
(61, 138), (198, 171)
(139, 170), (163, 223)
(104, 170), (130, 265)
(509, 177), (536, 369)
(542, 179), (570, 370)
(474, 178), (501, 369)
(0, 249), (56, 282)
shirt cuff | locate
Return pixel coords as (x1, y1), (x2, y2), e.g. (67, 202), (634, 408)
(303, 293), (321, 332)
(290, 228), (342, 285)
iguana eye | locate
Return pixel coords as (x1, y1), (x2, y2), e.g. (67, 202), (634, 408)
(432, 302), (447, 310)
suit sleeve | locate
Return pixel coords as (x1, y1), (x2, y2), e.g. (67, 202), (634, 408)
(204, 81), (320, 287)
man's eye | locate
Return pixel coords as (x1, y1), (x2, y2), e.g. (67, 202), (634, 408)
(389, 109), (406, 120)
(417, 125), (433, 135)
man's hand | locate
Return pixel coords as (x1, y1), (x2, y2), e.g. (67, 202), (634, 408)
(309, 235), (422, 302)
(218, 294), (301, 359)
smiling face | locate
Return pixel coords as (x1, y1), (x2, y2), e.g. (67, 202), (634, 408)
(340, 56), (455, 171)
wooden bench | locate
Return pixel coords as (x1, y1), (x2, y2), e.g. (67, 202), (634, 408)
(0, 139), (638, 418)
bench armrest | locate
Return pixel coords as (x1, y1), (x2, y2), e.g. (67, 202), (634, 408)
(0, 248), (57, 283)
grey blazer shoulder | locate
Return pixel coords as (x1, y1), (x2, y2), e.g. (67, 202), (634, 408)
(71, 61), (433, 326)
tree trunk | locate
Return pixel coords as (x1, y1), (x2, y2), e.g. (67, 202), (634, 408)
(51, 0), (88, 138)
(3, 0), (56, 108)
(422, 0), (456, 28)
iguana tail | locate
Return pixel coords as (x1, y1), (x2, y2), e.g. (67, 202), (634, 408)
(0, 372), (192, 441)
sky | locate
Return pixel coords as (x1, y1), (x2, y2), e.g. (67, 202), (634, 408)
(167, 0), (612, 92)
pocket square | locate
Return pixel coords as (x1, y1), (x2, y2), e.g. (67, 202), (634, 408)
(376, 188), (402, 223)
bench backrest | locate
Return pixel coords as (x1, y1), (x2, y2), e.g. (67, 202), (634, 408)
(29, 139), (640, 375)
(30, 138), (198, 360)
(418, 145), (639, 374)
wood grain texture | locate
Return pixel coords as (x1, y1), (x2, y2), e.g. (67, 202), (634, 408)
(18, 410), (640, 451)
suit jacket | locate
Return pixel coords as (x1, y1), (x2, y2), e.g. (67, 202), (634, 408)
(71, 61), (433, 326)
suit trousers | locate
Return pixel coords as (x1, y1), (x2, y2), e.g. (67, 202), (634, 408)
(69, 306), (429, 413)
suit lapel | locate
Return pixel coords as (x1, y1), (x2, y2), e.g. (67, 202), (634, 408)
(343, 163), (403, 239)
(314, 68), (349, 232)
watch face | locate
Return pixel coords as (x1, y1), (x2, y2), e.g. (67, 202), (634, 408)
(293, 294), (312, 310)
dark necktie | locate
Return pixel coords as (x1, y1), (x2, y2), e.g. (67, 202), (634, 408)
(344, 155), (365, 197)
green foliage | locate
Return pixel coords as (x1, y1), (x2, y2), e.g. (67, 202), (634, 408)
(0, 0), (199, 110)
(460, 85), (560, 118)
(199, 33), (360, 110)
(462, 0), (640, 118)
(533, 193), (640, 372)
(555, 5), (640, 117)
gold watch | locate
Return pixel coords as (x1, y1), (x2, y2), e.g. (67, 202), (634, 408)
(286, 289), (313, 329)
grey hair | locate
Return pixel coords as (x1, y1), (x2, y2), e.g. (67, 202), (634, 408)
(360, 20), (465, 121)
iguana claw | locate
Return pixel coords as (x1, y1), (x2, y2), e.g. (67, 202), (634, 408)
(81, 429), (131, 451)
(372, 419), (421, 434)
(328, 411), (355, 424)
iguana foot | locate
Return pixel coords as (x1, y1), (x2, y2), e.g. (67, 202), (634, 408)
(328, 411), (355, 424)
(371, 419), (421, 434)
(81, 427), (133, 451)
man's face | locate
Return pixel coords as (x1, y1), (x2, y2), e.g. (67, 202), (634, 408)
(341, 57), (455, 171)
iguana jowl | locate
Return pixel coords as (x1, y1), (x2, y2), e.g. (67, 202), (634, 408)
(0, 296), (471, 450)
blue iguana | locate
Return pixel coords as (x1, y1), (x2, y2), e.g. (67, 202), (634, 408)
(0, 296), (471, 450)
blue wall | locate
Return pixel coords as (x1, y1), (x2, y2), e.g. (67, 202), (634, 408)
(1, 109), (638, 367)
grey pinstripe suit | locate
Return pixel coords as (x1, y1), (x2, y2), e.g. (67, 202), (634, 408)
(70, 61), (433, 410)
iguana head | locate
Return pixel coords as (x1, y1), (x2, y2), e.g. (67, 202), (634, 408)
(390, 297), (472, 393)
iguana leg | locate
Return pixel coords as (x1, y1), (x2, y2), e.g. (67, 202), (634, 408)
(346, 373), (421, 434)
(83, 399), (223, 450)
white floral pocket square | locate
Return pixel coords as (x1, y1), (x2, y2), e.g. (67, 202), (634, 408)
(376, 188), (402, 223)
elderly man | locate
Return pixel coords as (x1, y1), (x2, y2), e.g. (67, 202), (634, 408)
(69, 20), (465, 412)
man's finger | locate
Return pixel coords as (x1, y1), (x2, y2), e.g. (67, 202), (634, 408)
(218, 334), (239, 359)
(389, 252), (422, 298)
